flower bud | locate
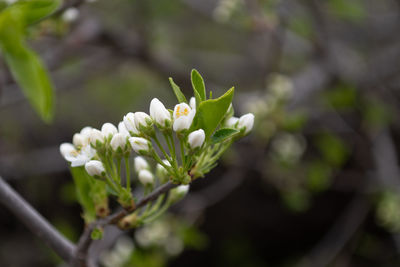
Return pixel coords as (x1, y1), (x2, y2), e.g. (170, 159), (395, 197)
(149, 98), (171, 128)
(238, 113), (255, 134)
(173, 103), (196, 132)
(156, 161), (170, 183)
(110, 133), (127, 152)
(89, 129), (104, 146)
(226, 116), (239, 128)
(129, 137), (151, 154)
(189, 97), (196, 110)
(101, 123), (118, 138)
(80, 126), (93, 137)
(134, 112), (153, 131)
(123, 112), (140, 135)
(118, 121), (130, 138)
(138, 169), (154, 185)
(73, 133), (87, 147)
(85, 160), (105, 177)
(188, 129), (205, 149)
(170, 185), (189, 202)
(60, 143), (76, 160)
(118, 213), (138, 230)
(134, 156), (149, 172)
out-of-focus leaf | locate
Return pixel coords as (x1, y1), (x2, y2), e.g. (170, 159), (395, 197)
(169, 77), (187, 103)
(315, 133), (349, 167)
(281, 112), (308, 132)
(191, 69), (206, 102)
(10, 0), (61, 26)
(327, 0), (366, 22)
(363, 98), (391, 129)
(190, 87), (234, 139)
(211, 128), (239, 144)
(0, 0), (58, 122)
(306, 160), (332, 193)
(282, 189), (310, 212)
(323, 84), (357, 110)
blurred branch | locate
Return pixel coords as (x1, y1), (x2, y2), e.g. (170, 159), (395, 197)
(295, 195), (369, 267)
(0, 176), (76, 262)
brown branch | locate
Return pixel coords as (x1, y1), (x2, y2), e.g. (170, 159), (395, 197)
(0, 176), (76, 262)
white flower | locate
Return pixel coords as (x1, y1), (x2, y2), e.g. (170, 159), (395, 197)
(89, 129), (104, 146)
(134, 156), (149, 172)
(62, 7), (79, 22)
(138, 169), (154, 185)
(60, 143), (76, 160)
(134, 112), (153, 130)
(101, 123), (118, 138)
(238, 113), (255, 134)
(173, 103), (196, 131)
(85, 160), (105, 177)
(226, 116), (239, 128)
(65, 145), (96, 167)
(149, 98), (171, 127)
(73, 133), (87, 147)
(156, 160), (170, 183)
(80, 126), (93, 138)
(129, 137), (151, 153)
(123, 112), (139, 135)
(118, 121), (130, 138)
(170, 185), (189, 202)
(189, 97), (196, 110)
(176, 184), (189, 195)
(110, 133), (127, 151)
(188, 129), (205, 149)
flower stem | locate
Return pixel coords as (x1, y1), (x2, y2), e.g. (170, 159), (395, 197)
(124, 157), (131, 191)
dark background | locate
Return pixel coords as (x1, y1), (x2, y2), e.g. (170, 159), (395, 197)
(2, 0), (400, 266)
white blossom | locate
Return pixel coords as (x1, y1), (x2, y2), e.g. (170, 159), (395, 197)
(62, 7), (79, 22)
(188, 129), (205, 149)
(173, 103), (196, 131)
(138, 169), (154, 185)
(134, 112), (152, 130)
(64, 145), (96, 167)
(226, 116), (239, 128)
(85, 160), (105, 177)
(123, 112), (139, 135)
(101, 123), (118, 138)
(149, 98), (171, 127)
(189, 97), (196, 110)
(129, 137), (151, 153)
(110, 133), (127, 151)
(60, 143), (76, 160)
(89, 129), (104, 146)
(72, 133), (87, 147)
(134, 156), (149, 172)
(118, 121), (130, 138)
(238, 113), (254, 134)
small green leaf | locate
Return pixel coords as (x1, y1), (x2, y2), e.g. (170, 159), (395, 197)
(15, 0), (61, 25)
(211, 128), (239, 144)
(191, 69), (206, 101)
(70, 167), (97, 223)
(315, 133), (349, 167)
(169, 77), (187, 103)
(191, 87), (234, 139)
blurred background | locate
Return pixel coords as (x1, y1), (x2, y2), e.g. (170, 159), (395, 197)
(2, 0), (400, 266)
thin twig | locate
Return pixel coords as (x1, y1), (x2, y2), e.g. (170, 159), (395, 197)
(0, 176), (76, 262)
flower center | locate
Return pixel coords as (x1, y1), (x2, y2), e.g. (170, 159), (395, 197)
(175, 106), (189, 118)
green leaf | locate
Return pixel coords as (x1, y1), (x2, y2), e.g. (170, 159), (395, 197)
(211, 128), (239, 144)
(0, 1), (57, 122)
(70, 167), (97, 223)
(190, 87), (234, 139)
(315, 133), (349, 167)
(10, 0), (61, 26)
(169, 77), (187, 103)
(3, 45), (55, 122)
(191, 69), (206, 101)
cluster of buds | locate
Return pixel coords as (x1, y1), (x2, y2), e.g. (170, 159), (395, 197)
(60, 70), (254, 228)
